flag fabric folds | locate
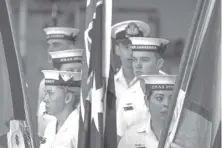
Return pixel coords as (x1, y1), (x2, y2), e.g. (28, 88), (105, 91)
(78, 0), (116, 148)
(161, 0), (221, 148)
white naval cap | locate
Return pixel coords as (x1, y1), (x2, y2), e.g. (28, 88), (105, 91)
(111, 20), (150, 40)
(43, 27), (79, 41)
(139, 75), (177, 91)
(49, 49), (83, 64)
(129, 37), (170, 53)
(41, 70), (81, 87)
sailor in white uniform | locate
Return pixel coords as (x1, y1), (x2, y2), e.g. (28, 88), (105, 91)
(111, 20), (151, 139)
(117, 37), (170, 138)
(38, 26), (80, 109)
(37, 26), (80, 117)
(112, 20), (150, 109)
(37, 47), (83, 139)
(130, 37), (169, 76)
(118, 75), (176, 148)
(40, 70), (81, 148)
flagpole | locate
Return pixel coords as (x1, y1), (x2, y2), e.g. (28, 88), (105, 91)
(158, 0), (206, 147)
(19, 0), (27, 58)
(3, 0), (37, 147)
(102, 0), (113, 78)
(19, 0), (28, 75)
(102, 0), (113, 134)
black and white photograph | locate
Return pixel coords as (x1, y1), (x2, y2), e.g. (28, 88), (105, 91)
(0, 0), (221, 148)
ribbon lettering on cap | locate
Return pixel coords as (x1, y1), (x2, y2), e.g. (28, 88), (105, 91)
(145, 84), (174, 91)
(132, 45), (160, 52)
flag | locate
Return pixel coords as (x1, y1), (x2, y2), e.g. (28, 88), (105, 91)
(159, 0), (220, 147)
(78, 0), (108, 148)
(0, 0), (36, 147)
(87, 0), (105, 147)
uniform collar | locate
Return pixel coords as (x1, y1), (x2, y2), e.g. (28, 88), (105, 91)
(115, 68), (167, 87)
(115, 68), (167, 80)
(56, 108), (79, 135)
(137, 115), (158, 141)
(137, 115), (150, 133)
(128, 77), (140, 89)
(128, 69), (168, 88)
(159, 70), (168, 75)
(137, 114), (175, 142)
(115, 68), (126, 83)
(115, 67), (135, 87)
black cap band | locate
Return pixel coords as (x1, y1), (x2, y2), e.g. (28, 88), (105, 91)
(45, 79), (81, 87)
(53, 56), (82, 64)
(145, 84), (174, 91)
(132, 45), (161, 52)
(46, 34), (76, 41)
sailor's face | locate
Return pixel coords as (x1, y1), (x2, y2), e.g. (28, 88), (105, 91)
(118, 43), (133, 69)
(47, 39), (75, 52)
(132, 51), (159, 77)
(148, 90), (173, 122)
(43, 85), (66, 116)
(60, 63), (82, 72)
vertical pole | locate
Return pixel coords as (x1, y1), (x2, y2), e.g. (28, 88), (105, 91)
(4, 0), (37, 147)
(102, 0), (113, 133)
(19, 0), (28, 58)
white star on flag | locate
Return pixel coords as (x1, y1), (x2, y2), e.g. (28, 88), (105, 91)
(91, 73), (103, 131)
(87, 0), (91, 7)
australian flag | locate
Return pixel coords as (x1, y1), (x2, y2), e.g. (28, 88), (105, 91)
(78, 0), (116, 148)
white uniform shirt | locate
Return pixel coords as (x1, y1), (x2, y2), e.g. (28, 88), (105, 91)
(38, 101), (57, 137)
(40, 109), (79, 148)
(118, 115), (158, 148)
(115, 68), (146, 137)
(114, 68), (132, 110)
(116, 70), (168, 137)
(116, 79), (149, 136)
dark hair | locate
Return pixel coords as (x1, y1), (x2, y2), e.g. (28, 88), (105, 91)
(52, 61), (62, 70)
(72, 94), (80, 109)
(114, 38), (132, 47)
(144, 90), (153, 108)
(145, 90), (153, 100)
(63, 86), (80, 110)
(154, 51), (163, 59)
